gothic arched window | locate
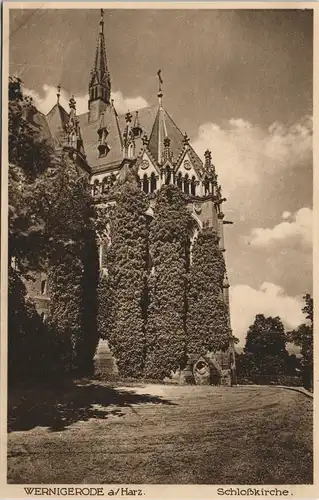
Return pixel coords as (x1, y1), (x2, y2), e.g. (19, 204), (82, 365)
(150, 172), (157, 193)
(93, 179), (100, 196)
(177, 172), (183, 190)
(41, 279), (47, 295)
(101, 176), (109, 194)
(191, 176), (196, 196)
(143, 174), (149, 194)
(110, 174), (116, 186)
(184, 174), (189, 194)
(165, 166), (171, 185)
(136, 174), (141, 190)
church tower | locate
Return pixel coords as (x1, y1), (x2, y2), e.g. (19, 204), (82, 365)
(88, 9), (111, 123)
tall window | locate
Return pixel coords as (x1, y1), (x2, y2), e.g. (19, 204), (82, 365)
(150, 172), (157, 193)
(184, 174), (189, 194)
(177, 172), (183, 189)
(191, 176), (196, 196)
(165, 166), (171, 185)
(41, 279), (47, 295)
(143, 174), (149, 194)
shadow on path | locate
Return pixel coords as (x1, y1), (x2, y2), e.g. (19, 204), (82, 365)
(8, 380), (176, 433)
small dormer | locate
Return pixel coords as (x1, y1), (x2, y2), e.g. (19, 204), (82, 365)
(132, 111), (143, 138)
(97, 112), (110, 158)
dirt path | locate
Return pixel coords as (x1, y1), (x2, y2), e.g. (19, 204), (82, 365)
(7, 382), (313, 484)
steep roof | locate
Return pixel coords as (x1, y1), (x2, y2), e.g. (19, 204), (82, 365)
(148, 107), (185, 164)
(77, 106), (123, 171)
(44, 100), (204, 175)
(46, 103), (69, 147)
(29, 109), (54, 147)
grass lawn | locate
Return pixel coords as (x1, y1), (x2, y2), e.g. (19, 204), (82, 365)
(7, 381), (313, 484)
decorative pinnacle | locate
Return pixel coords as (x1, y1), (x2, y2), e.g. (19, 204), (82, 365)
(204, 149), (212, 160)
(69, 95), (76, 110)
(142, 133), (149, 146)
(57, 84), (61, 105)
(204, 149), (212, 169)
(125, 111), (132, 123)
(183, 133), (190, 146)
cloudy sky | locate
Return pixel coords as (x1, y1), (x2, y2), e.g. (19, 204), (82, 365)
(9, 8), (313, 346)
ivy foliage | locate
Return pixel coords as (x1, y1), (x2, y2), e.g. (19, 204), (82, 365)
(145, 185), (192, 380)
(187, 229), (231, 355)
(47, 159), (99, 377)
(8, 267), (49, 383)
(103, 173), (149, 378)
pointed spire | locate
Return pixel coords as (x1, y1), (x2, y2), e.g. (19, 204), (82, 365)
(89, 9), (111, 121)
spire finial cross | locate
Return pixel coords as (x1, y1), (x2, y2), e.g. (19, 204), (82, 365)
(57, 84), (61, 105)
(157, 69), (163, 104)
(99, 8), (104, 34)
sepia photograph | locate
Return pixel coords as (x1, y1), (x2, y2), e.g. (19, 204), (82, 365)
(2, 3), (314, 493)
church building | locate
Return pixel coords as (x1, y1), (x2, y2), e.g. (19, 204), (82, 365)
(25, 9), (236, 385)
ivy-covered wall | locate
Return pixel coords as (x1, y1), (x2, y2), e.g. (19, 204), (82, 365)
(144, 185), (193, 379)
(96, 182), (232, 381)
(187, 229), (231, 355)
(103, 176), (149, 378)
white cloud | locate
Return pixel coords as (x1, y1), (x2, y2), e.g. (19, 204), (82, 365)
(282, 211), (292, 220)
(191, 116), (312, 196)
(23, 84), (148, 116)
(248, 207), (312, 248)
(111, 91), (148, 115)
(229, 282), (305, 346)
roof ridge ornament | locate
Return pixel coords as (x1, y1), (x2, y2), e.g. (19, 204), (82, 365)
(183, 132), (190, 147)
(57, 84), (61, 105)
(157, 69), (163, 107)
(99, 8), (104, 34)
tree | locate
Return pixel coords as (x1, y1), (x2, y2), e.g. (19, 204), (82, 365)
(8, 77), (99, 379)
(289, 294), (313, 389)
(243, 314), (289, 378)
(8, 76), (56, 275)
(103, 174), (149, 378)
(187, 228), (231, 355)
(145, 185), (192, 380)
